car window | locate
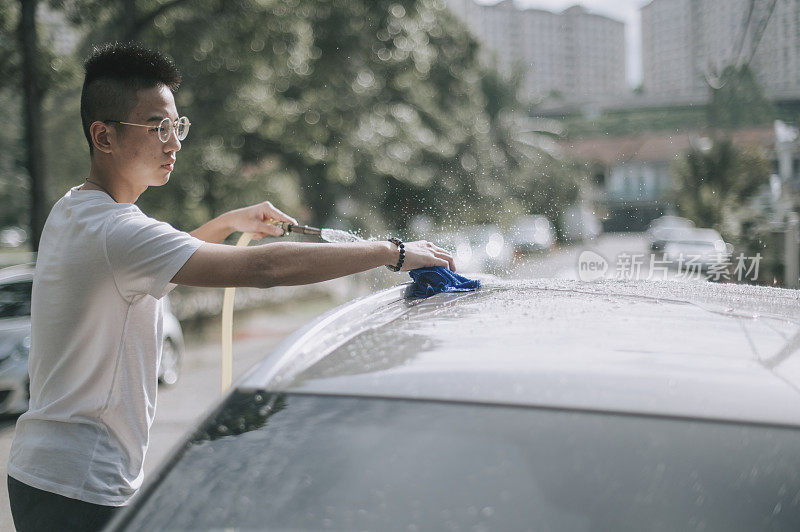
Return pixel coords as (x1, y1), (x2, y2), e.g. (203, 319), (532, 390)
(115, 392), (800, 531)
(0, 280), (32, 319)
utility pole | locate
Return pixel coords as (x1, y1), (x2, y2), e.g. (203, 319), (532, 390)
(787, 212), (800, 289)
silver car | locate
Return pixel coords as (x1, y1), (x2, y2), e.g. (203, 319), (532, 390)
(657, 227), (734, 273)
(510, 215), (556, 254)
(647, 215), (695, 252)
(445, 224), (514, 274)
(0, 265), (186, 415)
(111, 278), (800, 531)
(0, 266), (34, 415)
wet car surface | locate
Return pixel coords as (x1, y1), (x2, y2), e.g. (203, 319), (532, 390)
(110, 279), (800, 531)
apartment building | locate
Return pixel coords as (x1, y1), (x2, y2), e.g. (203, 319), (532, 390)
(642, 0), (800, 100)
(445, 0), (627, 102)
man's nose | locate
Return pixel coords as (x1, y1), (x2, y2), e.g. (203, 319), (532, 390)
(165, 128), (181, 152)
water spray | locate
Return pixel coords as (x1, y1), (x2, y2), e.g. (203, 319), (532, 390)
(273, 220), (363, 242)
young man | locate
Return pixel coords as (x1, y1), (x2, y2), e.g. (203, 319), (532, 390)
(7, 43), (454, 531)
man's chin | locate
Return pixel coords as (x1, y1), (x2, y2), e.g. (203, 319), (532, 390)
(152, 172), (171, 186)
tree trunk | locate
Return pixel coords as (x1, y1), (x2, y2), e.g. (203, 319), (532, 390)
(122, 0), (137, 42)
(19, 0), (47, 251)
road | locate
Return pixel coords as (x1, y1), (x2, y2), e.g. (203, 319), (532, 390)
(0, 233), (648, 530)
(509, 232), (650, 280)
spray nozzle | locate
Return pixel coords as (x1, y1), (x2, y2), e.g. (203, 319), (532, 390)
(269, 220), (322, 237)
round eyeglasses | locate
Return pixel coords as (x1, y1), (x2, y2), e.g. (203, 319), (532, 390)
(105, 116), (191, 143)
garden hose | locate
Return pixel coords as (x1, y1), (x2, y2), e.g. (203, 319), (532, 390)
(221, 231), (253, 393)
(220, 220), (322, 393)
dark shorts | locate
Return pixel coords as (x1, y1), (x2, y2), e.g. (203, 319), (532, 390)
(7, 475), (122, 532)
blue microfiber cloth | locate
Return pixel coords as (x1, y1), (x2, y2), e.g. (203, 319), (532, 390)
(408, 267), (481, 298)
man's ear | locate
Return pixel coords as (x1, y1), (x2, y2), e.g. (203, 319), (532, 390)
(90, 121), (114, 154)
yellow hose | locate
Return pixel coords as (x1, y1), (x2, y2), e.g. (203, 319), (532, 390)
(221, 232), (253, 393)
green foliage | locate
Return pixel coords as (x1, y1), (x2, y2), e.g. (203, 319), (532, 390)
(0, 3), (18, 89)
(0, 4), (26, 229)
(0, 88), (28, 229)
(547, 64), (785, 139)
(555, 105), (709, 138)
(707, 64), (776, 129)
(471, 64), (579, 226)
(672, 137), (771, 239)
(12, 0), (581, 240)
(0, 0), (84, 235)
(736, 213), (785, 285)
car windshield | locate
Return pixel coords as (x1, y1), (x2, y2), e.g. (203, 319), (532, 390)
(0, 281), (32, 319)
(115, 391), (800, 532)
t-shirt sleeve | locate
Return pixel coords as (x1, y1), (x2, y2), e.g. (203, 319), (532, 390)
(105, 210), (203, 300)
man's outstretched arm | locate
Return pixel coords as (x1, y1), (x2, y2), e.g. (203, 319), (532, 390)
(171, 240), (455, 289)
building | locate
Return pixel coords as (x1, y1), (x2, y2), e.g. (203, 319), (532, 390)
(642, 0), (800, 102)
(562, 127), (782, 230)
(445, 1), (627, 103)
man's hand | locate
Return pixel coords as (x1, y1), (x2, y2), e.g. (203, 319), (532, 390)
(398, 240), (456, 272)
(226, 201), (298, 239)
(190, 200), (298, 244)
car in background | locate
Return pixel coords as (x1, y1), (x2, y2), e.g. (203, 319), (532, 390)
(509, 215), (556, 254)
(0, 227), (27, 248)
(647, 215), (695, 252)
(443, 224), (513, 274)
(110, 279), (800, 531)
(159, 297), (184, 386)
(0, 265), (186, 415)
(655, 227), (734, 273)
(0, 266), (34, 415)
(559, 204), (601, 242)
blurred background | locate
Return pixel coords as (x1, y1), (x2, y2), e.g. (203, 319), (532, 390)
(1, 2), (799, 526)
(1, 0), (798, 291)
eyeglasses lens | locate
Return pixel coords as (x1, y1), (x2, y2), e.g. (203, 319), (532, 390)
(157, 117), (190, 143)
(177, 117), (189, 141)
(158, 118), (172, 143)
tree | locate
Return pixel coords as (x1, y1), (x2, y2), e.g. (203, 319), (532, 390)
(0, 1), (78, 248)
(42, 0), (580, 238)
(0, 4), (28, 230)
(672, 137), (770, 237)
(472, 65), (579, 228)
(707, 64), (775, 129)
(19, 0), (48, 250)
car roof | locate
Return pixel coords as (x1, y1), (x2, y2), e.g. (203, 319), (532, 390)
(662, 227), (722, 242)
(512, 215), (552, 229)
(241, 279), (800, 428)
(0, 264), (34, 284)
(649, 215), (694, 229)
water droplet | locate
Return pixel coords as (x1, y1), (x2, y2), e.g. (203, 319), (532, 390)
(321, 228), (363, 243)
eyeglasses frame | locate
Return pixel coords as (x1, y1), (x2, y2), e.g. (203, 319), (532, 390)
(103, 116), (191, 143)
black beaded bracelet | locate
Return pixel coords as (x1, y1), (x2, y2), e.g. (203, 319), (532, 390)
(386, 237), (405, 271)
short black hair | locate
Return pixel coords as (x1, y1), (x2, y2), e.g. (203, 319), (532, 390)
(80, 42), (181, 153)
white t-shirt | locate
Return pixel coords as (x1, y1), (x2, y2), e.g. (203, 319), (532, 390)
(8, 186), (203, 506)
